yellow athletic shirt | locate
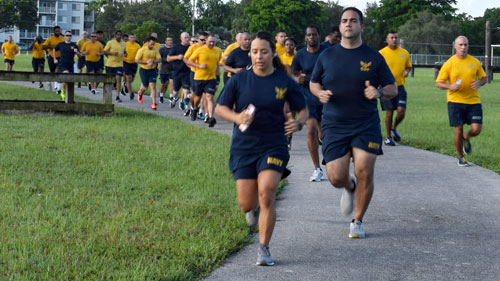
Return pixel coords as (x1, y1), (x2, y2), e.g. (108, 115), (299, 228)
(189, 45), (222, 80)
(32, 42), (45, 59)
(77, 38), (89, 50)
(142, 42), (161, 50)
(279, 53), (294, 66)
(81, 41), (103, 62)
(436, 54), (486, 104)
(42, 35), (64, 58)
(379, 46), (412, 86)
(124, 42), (141, 64)
(220, 42), (239, 64)
(104, 40), (126, 67)
(184, 43), (201, 72)
(135, 46), (161, 70)
(1, 42), (19, 60)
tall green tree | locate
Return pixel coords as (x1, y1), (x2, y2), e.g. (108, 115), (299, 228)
(244, 0), (325, 48)
(318, 0), (344, 39)
(0, 0), (38, 30)
(398, 10), (460, 54)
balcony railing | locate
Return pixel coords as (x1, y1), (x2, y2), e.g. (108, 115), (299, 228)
(39, 20), (56, 26)
(39, 6), (56, 13)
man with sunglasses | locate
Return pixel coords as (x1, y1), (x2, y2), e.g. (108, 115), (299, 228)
(81, 32), (104, 95)
(104, 30), (126, 102)
(182, 32), (208, 114)
(53, 31), (81, 100)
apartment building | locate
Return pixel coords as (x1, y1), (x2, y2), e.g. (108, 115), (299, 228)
(0, 0), (95, 50)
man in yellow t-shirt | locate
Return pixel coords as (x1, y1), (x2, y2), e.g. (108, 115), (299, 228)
(182, 32), (207, 111)
(142, 32), (161, 50)
(76, 31), (89, 87)
(42, 26), (64, 73)
(123, 33), (141, 99)
(279, 37), (296, 74)
(220, 32), (241, 84)
(104, 30), (126, 102)
(436, 35), (487, 167)
(188, 34), (222, 127)
(379, 31), (412, 146)
(81, 32), (104, 94)
(135, 36), (161, 110)
(275, 31), (287, 58)
(29, 36), (45, 88)
(1, 35), (20, 71)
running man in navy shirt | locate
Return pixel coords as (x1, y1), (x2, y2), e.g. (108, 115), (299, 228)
(310, 7), (396, 239)
(223, 32), (251, 79)
(54, 30), (81, 100)
(216, 31), (308, 266)
(291, 25), (328, 182)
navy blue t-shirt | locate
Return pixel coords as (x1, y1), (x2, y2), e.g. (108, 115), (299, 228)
(55, 42), (79, 66)
(217, 69), (306, 154)
(225, 47), (251, 72)
(311, 43), (395, 125)
(290, 44), (328, 87)
(168, 44), (190, 73)
(320, 41), (336, 48)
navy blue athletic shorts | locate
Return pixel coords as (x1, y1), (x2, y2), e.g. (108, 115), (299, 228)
(447, 102), (482, 127)
(305, 88), (323, 121)
(106, 66), (123, 76)
(47, 56), (58, 73)
(77, 56), (86, 69)
(123, 62), (137, 76)
(4, 59), (14, 65)
(380, 85), (407, 110)
(190, 71), (196, 91)
(160, 73), (172, 84)
(322, 116), (383, 163)
(32, 58), (45, 72)
(139, 68), (158, 87)
(85, 61), (100, 73)
(230, 148), (290, 180)
(173, 71), (190, 91)
(194, 79), (217, 96)
(58, 63), (74, 73)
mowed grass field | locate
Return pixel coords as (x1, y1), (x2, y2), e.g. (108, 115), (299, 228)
(0, 82), (249, 280)
(383, 68), (500, 173)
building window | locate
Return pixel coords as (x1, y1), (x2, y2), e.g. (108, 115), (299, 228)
(71, 29), (80, 36)
(72, 4), (81, 11)
(58, 2), (66, 10)
(58, 16), (66, 23)
(72, 17), (80, 24)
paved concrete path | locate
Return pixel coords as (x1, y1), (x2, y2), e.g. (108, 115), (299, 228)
(9, 82), (500, 281)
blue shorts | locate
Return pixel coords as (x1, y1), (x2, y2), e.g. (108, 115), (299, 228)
(58, 63), (74, 73)
(106, 66), (123, 76)
(380, 85), (407, 110)
(447, 102), (482, 127)
(230, 148), (290, 180)
(322, 116), (383, 163)
(190, 71), (196, 90)
(32, 58), (45, 72)
(47, 56), (58, 73)
(4, 59), (14, 65)
(305, 88), (323, 121)
(123, 62), (138, 76)
(160, 73), (172, 84)
(77, 56), (86, 69)
(98, 58), (104, 71)
(194, 79), (217, 96)
(173, 71), (190, 91)
(85, 61), (100, 73)
(139, 68), (158, 87)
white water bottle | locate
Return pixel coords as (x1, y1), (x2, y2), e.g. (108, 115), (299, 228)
(239, 104), (255, 132)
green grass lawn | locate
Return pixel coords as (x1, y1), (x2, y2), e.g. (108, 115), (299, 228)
(0, 83), (248, 280)
(381, 68), (500, 173)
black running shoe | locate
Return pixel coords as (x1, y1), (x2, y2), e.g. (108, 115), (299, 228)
(130, 92), (135, 100)
(191, 109), (198, 121)
(115, 96), (122, 102)
(88, 83), (92, 91)
(120, 86), (126, 96)
(159, 96), (164, 103)
(184, 109), (191, 116)
(208, 117), (217, 127)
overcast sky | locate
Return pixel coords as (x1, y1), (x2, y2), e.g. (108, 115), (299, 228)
(336, 0), (500, 17)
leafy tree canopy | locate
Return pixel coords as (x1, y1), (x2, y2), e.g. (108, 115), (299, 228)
(0, 0), (38, 30)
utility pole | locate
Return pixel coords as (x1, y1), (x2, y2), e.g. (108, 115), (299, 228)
(485, 20), (492, 83)
(192, 0), (196, 36)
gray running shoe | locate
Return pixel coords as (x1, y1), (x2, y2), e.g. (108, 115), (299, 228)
(245, 206), (260, 227)
(349, 219), (365, 238)
(256, 245), (275, 266)
(340, 176), (356, 216)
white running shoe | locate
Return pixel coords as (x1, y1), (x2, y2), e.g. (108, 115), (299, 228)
(340, 176), (356, 216)
(309, 168), (323, 182)
(245, 206), (260, 227)
(256, 245), (275, 266)
(349, 219), (365, 238)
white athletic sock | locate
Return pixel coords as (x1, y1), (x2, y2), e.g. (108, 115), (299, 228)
(160, 92), (164, 97)
(169, 93), (173, 98)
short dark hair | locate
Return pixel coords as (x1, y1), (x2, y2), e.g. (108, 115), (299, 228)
(306, 25), (320, 35)
(199, 32), (208, 37)
(342, 7), (364, 24)
(285, 37), (297, 45)
(115, 30), (122, 35)
(252, 31), (285, 72)
(331, 26), (340, 34)
(387, 31), (397, 35)
(54, 26), (61, 31)
(123, 34), (128, 37)
(96, 30), (103, 34)
(147, 36), (156, 42)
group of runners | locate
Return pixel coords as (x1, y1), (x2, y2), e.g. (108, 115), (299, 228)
(1, 6), (487, 266)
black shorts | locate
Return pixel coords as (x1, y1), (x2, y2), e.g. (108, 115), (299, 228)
(77, 56), (86, 69)
(106, 66), (123, 76)
(322, 116), (383, 163)
(47, 56), (58, 73)
(4, 59), (14, 65)
(58, 63), (74, 73)
(194, 79), (217, 96)
(305, 88), (323, 121)
(160, 73), (172, 84)
(98, 57), (104, 71)
(85, 61), (100, 73)
(230, 148), (290, 180)
(173, 71), (190, 91)
(190, 71), (196, 90)
(32, 58), (45, 72)
(380, 85), (407, 110)
(447, 102), (483, 127)
(139, 68), (158, 87)
(123, 62), (138, 76)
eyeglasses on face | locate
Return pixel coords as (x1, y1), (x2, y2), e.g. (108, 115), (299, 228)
(191, 40), (198, 43)
(65, 34), (72, 37)
(199, 38), (206, 42)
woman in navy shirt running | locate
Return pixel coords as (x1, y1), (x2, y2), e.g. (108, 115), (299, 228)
(216, 31), (308, 266)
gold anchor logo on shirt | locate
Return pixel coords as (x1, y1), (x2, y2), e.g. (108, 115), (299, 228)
(360, 61), (372, 71)
(275, 87), (287, 100)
